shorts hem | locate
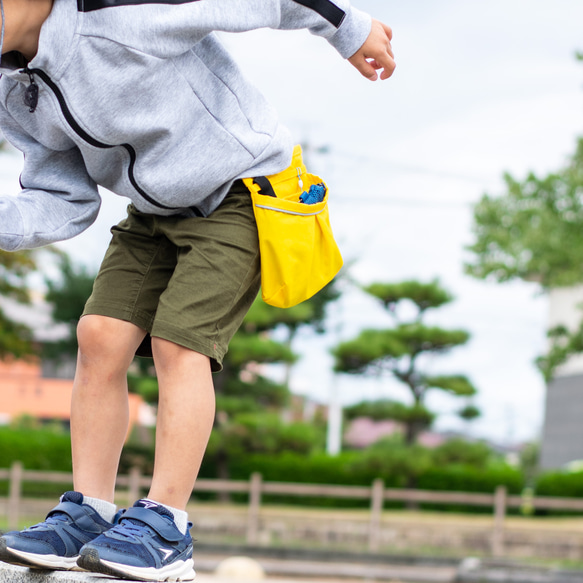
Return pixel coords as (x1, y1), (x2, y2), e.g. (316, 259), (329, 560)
(81, 303), (226, 373)
(82, 300), (154, 332)
(151, 320), (226, 373)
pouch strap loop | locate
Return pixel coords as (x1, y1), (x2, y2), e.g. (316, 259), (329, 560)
(253, 176), (277, 198)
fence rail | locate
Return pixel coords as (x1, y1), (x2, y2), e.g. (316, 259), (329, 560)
(2, 462), (583, 557)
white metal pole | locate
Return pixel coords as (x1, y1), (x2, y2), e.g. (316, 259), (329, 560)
(326, 374), (342, 455)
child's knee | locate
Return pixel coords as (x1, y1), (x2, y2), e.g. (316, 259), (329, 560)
(151, 337), (210, 371)
(76, 315), (141, 364)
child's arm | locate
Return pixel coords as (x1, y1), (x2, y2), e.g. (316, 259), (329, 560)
(95, 0), (382, 70)
(0, 112), (101, 251)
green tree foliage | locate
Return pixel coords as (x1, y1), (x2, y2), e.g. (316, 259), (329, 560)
(39, 254), (338, 478)
(349, 436), (498, 489)
(365, 280), (453, 315)
(40, 255), (158, 400)
(458, 403), (481, 422)
(0, 424), (72, 472)
(345, 399), (436, 429)
(536, 322), (583, 382)
(349, 435), (434, 484)
(465, 139), (583, 288)
(333, 280), (476, 444)
(218, 436), (521, 507)
(207, 412), (324, 459)
(431, 438), (493, 468)
(0, 248), (55, 358)
(208, 283), (340, 481)
(43, 254), (96, 361)
(465, 136), (583, 381)
(535, 468), (583, 498)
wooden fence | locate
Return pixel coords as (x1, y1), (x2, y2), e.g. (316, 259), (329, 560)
(2, 462), (583, 557)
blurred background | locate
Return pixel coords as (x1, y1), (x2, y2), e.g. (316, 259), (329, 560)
(2, 0), (583, 577)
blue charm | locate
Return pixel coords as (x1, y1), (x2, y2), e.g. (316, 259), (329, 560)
(300, 183), (327, 205)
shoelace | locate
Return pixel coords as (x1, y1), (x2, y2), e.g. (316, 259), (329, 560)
(110, 519), (155, 542)
(26, 513), (68, 531)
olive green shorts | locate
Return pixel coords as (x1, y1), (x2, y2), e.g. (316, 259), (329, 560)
(82, 181), (260, 372)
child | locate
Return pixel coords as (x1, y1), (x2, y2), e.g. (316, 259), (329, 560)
(0, 0), (394, 580)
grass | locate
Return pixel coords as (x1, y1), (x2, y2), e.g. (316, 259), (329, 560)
(187, 500), (583, 530)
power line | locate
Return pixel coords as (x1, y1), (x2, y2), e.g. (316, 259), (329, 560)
(331, 149), (498, 186)
(332, 194), (472, 208)
(302, 141), (496, 208)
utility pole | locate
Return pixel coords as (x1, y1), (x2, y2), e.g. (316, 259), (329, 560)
(326, 298), (343, 456)
(326, 374), (342, 455)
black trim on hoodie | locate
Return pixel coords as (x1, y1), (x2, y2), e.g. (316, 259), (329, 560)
(28, 67), (184, 212)
(78, 0), (345, 29)
(292, 0), (345, 28)
(78, 0), (201, 12)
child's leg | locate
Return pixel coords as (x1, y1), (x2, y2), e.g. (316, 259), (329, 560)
(147, 338), (215, 510)
(71, 315), (146, 502)
(76, 182), (259, 580)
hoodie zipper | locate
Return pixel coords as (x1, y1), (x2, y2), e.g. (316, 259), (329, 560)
(21, 67), (183, 213)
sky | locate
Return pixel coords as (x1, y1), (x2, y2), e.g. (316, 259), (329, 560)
(2, 0), (583, 446)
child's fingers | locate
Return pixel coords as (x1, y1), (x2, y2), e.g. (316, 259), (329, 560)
(348, 19), (396, 81)
(381, 22), (393, 42)
(349, 51), (395, 81)
(375, 51), (396, 79)
(349, 55), (379, 80)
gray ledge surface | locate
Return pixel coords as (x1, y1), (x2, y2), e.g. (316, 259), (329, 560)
(0, 565), (231, 583)
(5, 556), (583, 583)
(0, 564), (114, 582)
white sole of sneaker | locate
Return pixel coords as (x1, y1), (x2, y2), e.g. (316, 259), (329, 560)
(6, 547), (81, 570)
(100, 557), (196, 581)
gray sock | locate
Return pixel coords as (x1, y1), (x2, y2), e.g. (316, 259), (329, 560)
(144, 498), (188, 535)
(82, 495), (117, 523)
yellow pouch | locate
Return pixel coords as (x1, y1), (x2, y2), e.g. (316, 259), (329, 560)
(243, 145), (343, 308)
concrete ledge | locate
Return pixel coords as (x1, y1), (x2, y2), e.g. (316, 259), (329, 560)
(0, 564), (112, 582)
(1, 558), (458, 583)
(0, 565), (232, 583)
(7, 556), (583, 583)
(456, 558), (583, 583)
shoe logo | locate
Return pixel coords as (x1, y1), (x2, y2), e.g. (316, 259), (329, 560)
(139, 501), (159, 509)
(159, 547), (174, 561)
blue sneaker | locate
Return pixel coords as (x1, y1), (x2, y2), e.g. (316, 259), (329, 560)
(77, 499), (195, 581)
(0, 491), (118, 570)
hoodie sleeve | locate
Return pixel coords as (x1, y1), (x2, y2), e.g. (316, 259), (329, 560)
(86, 0), (372, 60)
(0, 111), (101, 251)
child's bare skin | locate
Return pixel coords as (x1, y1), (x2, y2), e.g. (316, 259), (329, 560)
(0, 0), (396, 579)
(0, 0), (53, 61)
(349, 18), (396, 81)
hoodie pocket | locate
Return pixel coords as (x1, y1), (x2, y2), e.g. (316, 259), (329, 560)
(171, 45), (274, 159)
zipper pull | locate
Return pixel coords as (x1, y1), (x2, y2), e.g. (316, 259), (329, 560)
(296, 167), (304, 192)
(21, 68), (39, 113)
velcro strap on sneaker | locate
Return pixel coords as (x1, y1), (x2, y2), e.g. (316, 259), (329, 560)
(121, 507), (183, 542)
(47, 501), (104, 533)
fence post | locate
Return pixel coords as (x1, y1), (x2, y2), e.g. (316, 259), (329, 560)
(368, 478), (384, 552)
(492, 485), (507, 557)
(246, 472), (262, 545)
(128, 466), (142, 506)
(8, 461), (23, 531)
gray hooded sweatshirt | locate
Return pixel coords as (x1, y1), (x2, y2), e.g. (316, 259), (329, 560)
(0, 0), (371, 251)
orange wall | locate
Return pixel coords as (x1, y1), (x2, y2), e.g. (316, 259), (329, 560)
(0, 359), (144, 429)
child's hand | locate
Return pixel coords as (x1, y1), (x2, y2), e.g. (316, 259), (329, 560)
(348, 19), (395, 81)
